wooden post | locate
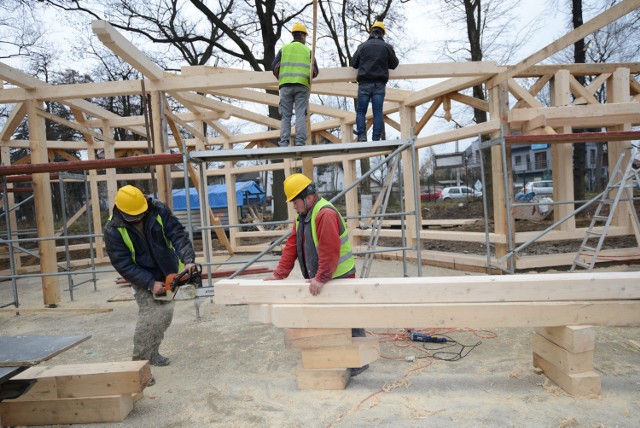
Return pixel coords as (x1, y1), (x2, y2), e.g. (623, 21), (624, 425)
(399, 105), (418, 248)
(151, 91), (172, 206)
(551, 70), (576, 230)
(0, 147), (22, 269)
(86, 146), (105, 260)
(102, 126), (118, 214)
(341, 122), (359, 247)
(606, 67), (632, 228)
(489, 82), (511, 263)
(26, 100), (60, 306)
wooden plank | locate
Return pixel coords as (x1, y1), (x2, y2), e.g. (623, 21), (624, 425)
(533, 353), (601, 397)
(11, 361), (151, 399)
(0, 394), (134, 425)
(532, 333), (593, 374)
(267, 301), (640, 329)
(295, 366), (350, 390)
(534, 326), (595, 353)
(214, 271), (640, 305)
(284, 328), (352, 349)
(0, 335), (91, 367)
(300, 337), (380, 369)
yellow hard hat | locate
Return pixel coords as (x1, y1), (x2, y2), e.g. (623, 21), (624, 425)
(115, 185), (148, 217)
(370, 21), (386, 34)
(284, 173), (313, 202)
(291, 22), (308, 35)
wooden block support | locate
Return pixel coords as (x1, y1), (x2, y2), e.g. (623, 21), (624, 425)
(533, 353), (601, 397)
(300, 336), (379, 369)
(295, 366), (351, 390)
(9, 360), (152, 399)
(534, 326), (595, 353)
(532, 333), (594, 374)
(284, 328), (352, 349)
(0, 394), (134, 425)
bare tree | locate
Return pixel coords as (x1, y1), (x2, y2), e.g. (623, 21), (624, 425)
(25, 0), (318, 220)
(0, 0), (44, 60)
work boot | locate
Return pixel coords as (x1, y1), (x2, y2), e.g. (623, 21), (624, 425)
(149, 354), (170, 367)
(357, 135), (367, 142)
(350, 364), (369, 377)
(147, 376), (156, 387)
(277, 140), (289, 147)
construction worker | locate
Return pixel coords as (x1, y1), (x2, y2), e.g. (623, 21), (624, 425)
(272, 22), (319, 147)
(351, 21), (399, 142)
(104, 185), (196, 386)
(265, 174), (369, 376)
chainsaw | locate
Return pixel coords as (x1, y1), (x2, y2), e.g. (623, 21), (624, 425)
(154, 264), (214, 301)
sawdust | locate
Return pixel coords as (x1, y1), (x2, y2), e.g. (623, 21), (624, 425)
(1, 260), (640, 427)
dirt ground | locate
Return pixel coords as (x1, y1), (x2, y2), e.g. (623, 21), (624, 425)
(2, 257), (639, 428)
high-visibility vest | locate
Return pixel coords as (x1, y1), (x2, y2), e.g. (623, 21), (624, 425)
(110, 214), (185, 272)
(295, 198), (355, 279)
(279, 42), (312, 87)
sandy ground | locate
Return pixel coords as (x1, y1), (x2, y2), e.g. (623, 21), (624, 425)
(1, 258), (640, 428)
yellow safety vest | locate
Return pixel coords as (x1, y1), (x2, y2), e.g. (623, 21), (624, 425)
(279, 42), (312, 87)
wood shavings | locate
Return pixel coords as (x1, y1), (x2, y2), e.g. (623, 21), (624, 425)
(558, 417), (578, 427)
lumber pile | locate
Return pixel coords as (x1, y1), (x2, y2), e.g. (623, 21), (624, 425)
(284, 328), (379, 390)
(533, 326), (601, 397)
(216, 271), (640, 394)
(0, 361), (151, 426)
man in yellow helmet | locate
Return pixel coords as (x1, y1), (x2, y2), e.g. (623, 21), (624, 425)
(104, 185), (196, 386)
(272, 23), (319, 147)
(351, 20), (399, 142)
(265, 174), (369, 376)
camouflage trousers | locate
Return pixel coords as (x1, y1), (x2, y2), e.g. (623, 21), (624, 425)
(132, 289), (175, 361)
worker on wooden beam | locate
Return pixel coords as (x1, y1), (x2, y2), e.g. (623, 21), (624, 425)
(272, 22), (319, 147)
(265, 173), (369, 376)
(104, 185), (197, 386)
(351, 20), (399, 142)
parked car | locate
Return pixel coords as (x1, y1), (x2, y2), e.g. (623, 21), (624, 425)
(523, 180), (553, 196)
(420, 188), (442, 202)
(439, 186), (482, 201)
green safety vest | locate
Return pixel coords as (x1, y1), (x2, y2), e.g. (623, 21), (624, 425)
(295, 198), (355, 279)
(279, 42), (312, 87)
(109, 214), (184, 272)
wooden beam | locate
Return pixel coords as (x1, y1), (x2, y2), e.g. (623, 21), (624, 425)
(267, 301), (640, 328)
(214, 271), (640, 305)
(92, 20), (165, 80)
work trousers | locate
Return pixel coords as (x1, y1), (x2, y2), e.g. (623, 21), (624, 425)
(278, 85), (310, 146)
(132, 289), (175, 361)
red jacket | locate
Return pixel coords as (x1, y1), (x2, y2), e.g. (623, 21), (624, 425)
(273, 197), (354, 283)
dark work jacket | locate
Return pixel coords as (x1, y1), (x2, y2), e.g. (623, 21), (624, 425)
(350, 35), (399, 84)
(104, 199), (195, 292)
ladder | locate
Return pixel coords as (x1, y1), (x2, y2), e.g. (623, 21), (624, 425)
(570, 145), (640, 271)
(360, 156), (399, 278)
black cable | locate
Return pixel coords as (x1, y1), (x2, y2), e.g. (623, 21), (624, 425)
(415, 335), (482, 362)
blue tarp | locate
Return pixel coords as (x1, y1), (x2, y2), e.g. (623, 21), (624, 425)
(172, 181), (265, 210)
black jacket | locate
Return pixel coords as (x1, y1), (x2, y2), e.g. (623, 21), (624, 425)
(351, 35), (399, 84)
(104, 199), (195, 291)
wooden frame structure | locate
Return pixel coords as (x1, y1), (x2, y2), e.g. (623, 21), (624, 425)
(1, 2), (640, 305)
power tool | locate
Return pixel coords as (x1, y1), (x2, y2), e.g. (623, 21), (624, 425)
(154, 264), (214, 301)
(408, 331), (447, 343)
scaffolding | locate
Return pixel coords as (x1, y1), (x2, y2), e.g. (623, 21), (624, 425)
(480, 130), (640, 274)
